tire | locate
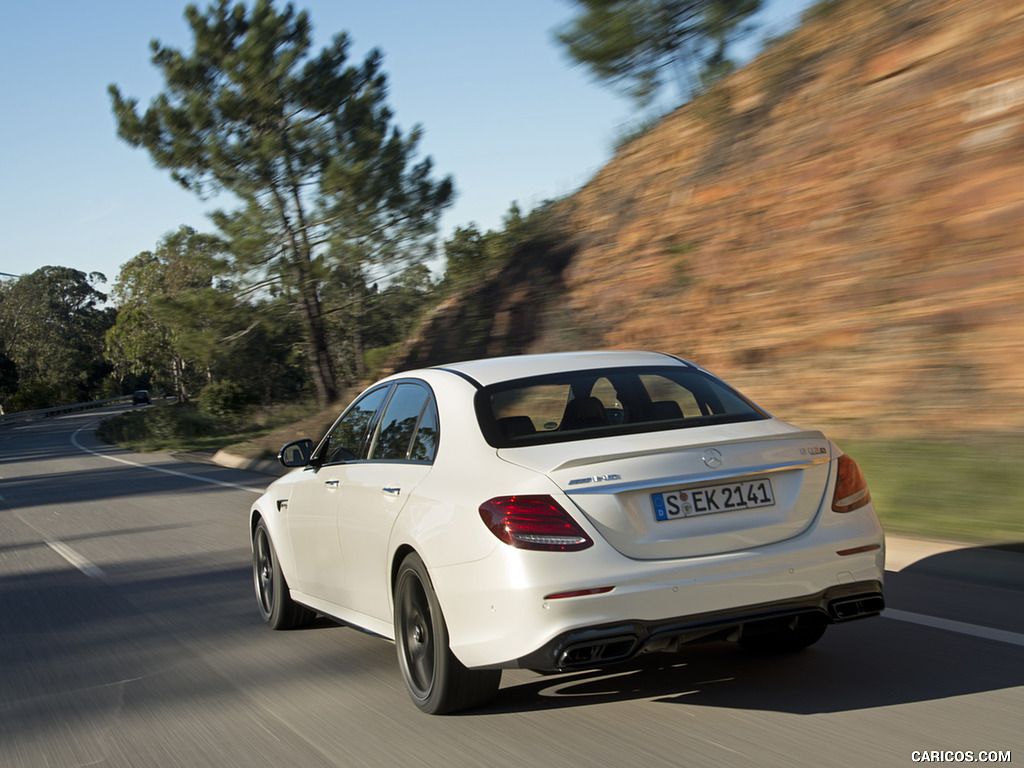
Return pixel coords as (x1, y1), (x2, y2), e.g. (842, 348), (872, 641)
(394, 553), (501, 714)
(252, 519), (315, 630)
(738, 614), (828, 654)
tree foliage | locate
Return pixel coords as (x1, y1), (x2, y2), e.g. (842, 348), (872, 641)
(106, 226), (231, 401)
(109, 0), (453, 406)
(106, 225), (308, 405)
(442, 224), (495, 288)
(556, 0), (762, 107)
(0, 268), (114, 410)
(440, 202), (559, 290)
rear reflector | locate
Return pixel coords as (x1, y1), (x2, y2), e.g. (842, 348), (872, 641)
(832, 454), (872, 513)
(837, 544), (882, 556)
(544, 586), (614, 600)
(479, 495), (593, 552)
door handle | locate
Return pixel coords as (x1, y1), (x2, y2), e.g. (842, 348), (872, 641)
(324, 479), (340, 488)
(382, 487), (401, 496)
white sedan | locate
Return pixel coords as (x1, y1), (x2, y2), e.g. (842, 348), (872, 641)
(249, 350), (884, 714)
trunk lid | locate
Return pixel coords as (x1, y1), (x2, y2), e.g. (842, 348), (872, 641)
(497, 420), (833, 559)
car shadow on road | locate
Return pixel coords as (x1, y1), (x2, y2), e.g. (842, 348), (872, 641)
(896, 542), (1024, 591)
(476, 612), (1024, 716)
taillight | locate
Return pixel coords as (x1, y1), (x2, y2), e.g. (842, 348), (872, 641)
(832, 454), (871, 513)
(479, 495), (593, 551)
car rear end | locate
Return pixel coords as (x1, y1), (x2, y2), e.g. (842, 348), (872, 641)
(432, 355), (884, 670)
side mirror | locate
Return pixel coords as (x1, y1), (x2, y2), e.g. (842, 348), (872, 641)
(278, 438), (314, 468)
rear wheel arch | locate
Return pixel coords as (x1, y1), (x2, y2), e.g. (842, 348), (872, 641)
(391, 543), (418, 594)
(393, 551), (500, 714)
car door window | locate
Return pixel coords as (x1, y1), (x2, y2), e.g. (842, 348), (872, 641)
(321, 386), (390, 464)
(409, 397), (439, 463)
(371, 383), (434, 462)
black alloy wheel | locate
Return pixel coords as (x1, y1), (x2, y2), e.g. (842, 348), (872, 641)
(394, 553), (500, 714)
(252, 519), (314, 630)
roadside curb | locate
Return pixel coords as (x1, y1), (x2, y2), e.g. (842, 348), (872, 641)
(211, 448), (287, 477)
(884, 536), (975, 572)
(209, 449), (1023, 592)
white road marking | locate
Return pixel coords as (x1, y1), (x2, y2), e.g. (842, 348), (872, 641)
(886, 608), (1024, 648)
(46, 539), (108, 582)
(71, 424), (262, 494)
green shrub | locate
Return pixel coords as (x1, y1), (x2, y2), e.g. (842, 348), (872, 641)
(198, 381), (257, 422)
(96, 402), (217, 447)
(148, 404), (216, 440)
(364, 344), (401, 381)
(9, 380), (61, 411)
(95, 409), (150, 444)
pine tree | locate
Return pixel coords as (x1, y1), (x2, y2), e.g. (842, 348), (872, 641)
(110, 1), (453, 405)
(556, 0), (762, 108)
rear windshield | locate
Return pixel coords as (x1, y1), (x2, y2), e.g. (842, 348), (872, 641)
(476, 366), (767, 448)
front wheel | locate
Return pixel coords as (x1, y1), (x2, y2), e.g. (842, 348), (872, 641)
(252, 519), (315, 630)
(394, 553), (501, 714)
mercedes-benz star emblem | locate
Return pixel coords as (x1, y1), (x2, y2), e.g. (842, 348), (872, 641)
(702, 448), (724, 469)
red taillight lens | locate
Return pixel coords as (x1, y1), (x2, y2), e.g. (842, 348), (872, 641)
(479, 495), (593, 551)
(832, 454), (872, 513)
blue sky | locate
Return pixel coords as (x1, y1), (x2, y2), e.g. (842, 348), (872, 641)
(0, 0), (811, 286)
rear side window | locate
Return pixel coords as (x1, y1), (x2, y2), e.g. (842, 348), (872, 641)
(371, 383), (436, 462)
(476, 366), (766, 448)
(409, 398), (439, 462)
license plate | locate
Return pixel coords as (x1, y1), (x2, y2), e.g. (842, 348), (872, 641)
(652, 478), (775, 521)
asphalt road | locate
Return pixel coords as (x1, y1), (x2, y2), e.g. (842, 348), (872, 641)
(1, 407), (1021, 768)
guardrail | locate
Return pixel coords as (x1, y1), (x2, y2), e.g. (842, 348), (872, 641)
(0, 395), (135, 427)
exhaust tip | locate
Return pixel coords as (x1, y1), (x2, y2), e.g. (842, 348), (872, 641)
(829, 594), (885, 621)
(557, 635), (638, 668)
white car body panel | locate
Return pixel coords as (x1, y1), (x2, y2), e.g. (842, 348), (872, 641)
(337, 461), (430, 622)
(435, 511), (884, 668)
(285, 464), (347, 603)
(250, 350), (885, 673)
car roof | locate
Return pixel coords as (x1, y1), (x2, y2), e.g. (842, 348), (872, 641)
(427, 350), (693, 388)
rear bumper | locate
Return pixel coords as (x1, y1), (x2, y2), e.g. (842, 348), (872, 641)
(433, 506), (885, 669)
(513, 580), (884, 671)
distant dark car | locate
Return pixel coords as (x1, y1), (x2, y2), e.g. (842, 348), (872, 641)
(132, 390), (151, 406)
